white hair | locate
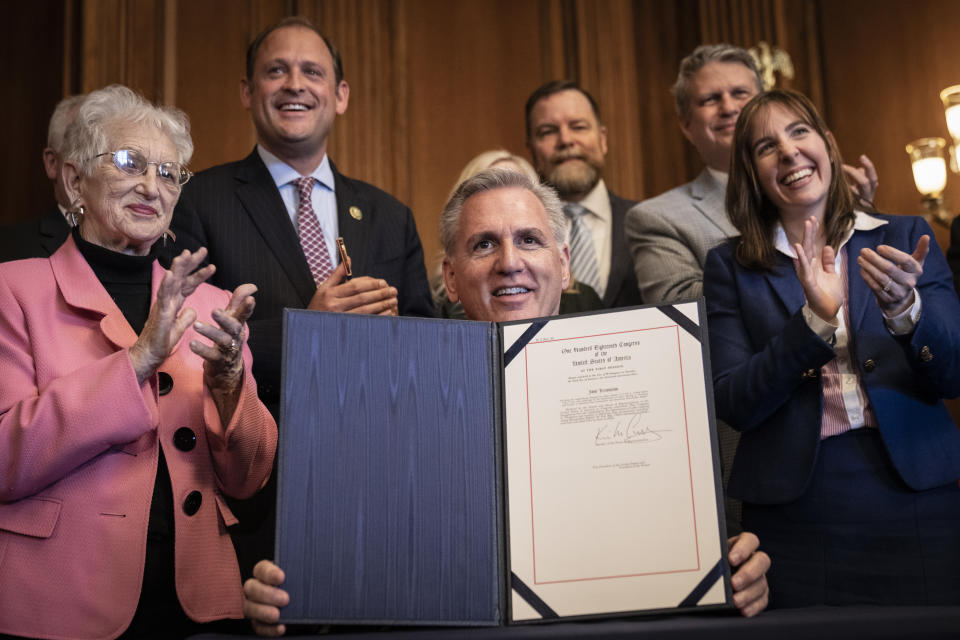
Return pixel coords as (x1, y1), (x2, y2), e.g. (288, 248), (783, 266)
(47, 95), (86, 152)
(61, 84), (193, 176)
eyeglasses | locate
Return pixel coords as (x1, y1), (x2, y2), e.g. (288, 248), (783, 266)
(95, 149), (192, 188)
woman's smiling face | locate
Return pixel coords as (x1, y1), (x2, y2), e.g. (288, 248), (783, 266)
(750, 102), (832, 223)
(76, 120), (181, 255)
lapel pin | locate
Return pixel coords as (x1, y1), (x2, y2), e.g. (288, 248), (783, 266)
(349, 206), (363, 221)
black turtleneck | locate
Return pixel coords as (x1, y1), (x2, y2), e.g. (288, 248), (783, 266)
(73, 227), (154, 332)
(74, 228), (201, 637)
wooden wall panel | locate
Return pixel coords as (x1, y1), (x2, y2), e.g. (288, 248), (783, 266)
(570, 0), (644, 200)
(400, 0), (556, 268)
(695, 0), (823, 103)
(173, 0), (288, 171)
(306, 0), (411, 206)
(79, 0), (166, 100)
(631, 0), (701, 197)
(536, 0), (571, 82)
(819, 0), (960, 251)
(78, 0), (127, 92)
(0, 2), (67, 224)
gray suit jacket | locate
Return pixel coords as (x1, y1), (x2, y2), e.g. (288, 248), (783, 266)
(624, 169), (738, 304)
(624, 168), (742, 531)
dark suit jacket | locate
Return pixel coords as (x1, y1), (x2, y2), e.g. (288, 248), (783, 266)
(171, 149), (434, 409)
(605, 189), (643, 308)
(705, 214), (960, 505)
(948, 214), (960, 297)
(0, 205), (70, 262)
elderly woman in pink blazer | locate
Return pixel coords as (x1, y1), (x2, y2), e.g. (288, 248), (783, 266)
(0, 85), (277, 640)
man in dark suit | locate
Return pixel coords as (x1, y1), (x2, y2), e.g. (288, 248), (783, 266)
(0, 95), (84, 261)
(170, 16), (433, 578)
(524, 81), (643, 309)
(172, 17), (433, 409)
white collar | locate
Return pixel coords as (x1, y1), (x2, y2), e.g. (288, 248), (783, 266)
(774, 211), (887, 259)
(257, 145), (335, 191)
(568, 178), (611, 222)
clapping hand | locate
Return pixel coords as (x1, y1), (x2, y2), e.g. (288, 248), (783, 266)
(842, 154), (879, 207)
(190, 282), (257, 396)
(129, 248), (215, 384)
(858, 235), (928, 317)
(791, 216), (843, 322)
(128, 247), (258, 424)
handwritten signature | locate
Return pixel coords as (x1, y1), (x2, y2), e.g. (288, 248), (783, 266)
(594, 413), (670, 446)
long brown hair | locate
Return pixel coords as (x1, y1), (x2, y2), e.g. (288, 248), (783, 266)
(726, 89), (858, 270)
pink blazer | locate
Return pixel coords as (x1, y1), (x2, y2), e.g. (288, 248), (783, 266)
(0, 237), (277, 640)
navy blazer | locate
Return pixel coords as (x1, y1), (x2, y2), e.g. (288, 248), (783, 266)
(704, 214), (960, 505)
(171, 149), (434, 409)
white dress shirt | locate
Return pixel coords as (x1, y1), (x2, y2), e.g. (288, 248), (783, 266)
(565, 179), (612, 298)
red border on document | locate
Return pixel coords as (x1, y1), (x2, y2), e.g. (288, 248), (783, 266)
(524, 324), (700, 585)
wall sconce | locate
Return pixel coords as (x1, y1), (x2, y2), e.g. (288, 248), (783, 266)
(940, 85), (960, 172)
(905, 137), (951, 225)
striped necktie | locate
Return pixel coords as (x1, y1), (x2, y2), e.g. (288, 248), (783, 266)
(295, 176), (334, 284)
(563, 202), (602, 295)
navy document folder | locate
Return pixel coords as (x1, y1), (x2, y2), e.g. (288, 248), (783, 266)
(275, 301), (731, 626)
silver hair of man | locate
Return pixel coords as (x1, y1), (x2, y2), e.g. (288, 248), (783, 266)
(47, 95), (86, 153)
(439, 167), (567, 256)
(61, 84), (193, 177)
(672, 44), (763, 122)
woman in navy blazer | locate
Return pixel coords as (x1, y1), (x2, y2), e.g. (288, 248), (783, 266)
(704, 89), (960, 608)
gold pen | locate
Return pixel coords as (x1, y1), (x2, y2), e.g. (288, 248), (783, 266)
(337, 237), (352, 278)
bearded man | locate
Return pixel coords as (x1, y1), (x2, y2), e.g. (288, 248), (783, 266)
(524, 80), (643, 309)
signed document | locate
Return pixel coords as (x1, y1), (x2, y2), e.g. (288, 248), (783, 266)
(502, 301), (730, 620)
(275, 304), (728, 626)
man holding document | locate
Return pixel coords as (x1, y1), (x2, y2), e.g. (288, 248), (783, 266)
(243, 168), (769, 635)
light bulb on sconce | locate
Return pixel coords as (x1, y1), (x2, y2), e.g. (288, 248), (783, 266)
(940, 85), (960, 172)
(905, 137), (951, 226)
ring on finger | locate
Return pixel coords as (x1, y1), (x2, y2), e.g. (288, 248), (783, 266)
(218, 339), (239, 357)
(882, 276), (893, 293)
